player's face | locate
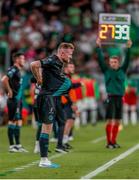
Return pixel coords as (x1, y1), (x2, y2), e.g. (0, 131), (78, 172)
(67, 64), (75, 74)
(109, 58), (120, 70)
(60, 48), (74, 63)
(17, 55), (25, 68)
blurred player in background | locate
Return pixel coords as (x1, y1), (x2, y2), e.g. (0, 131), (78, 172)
(30, 42), (74, 168)
(80, 77), (99, 126)
(123, 80), (138, 126)
(2, 52), (28, 153)
(72, 75), (84, 128)
(96, 38), (132, 149)
(62, 62), (81, 149)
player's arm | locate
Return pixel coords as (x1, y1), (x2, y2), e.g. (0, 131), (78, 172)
(121, 40), (132, 72)
(96, 38), (108, 73)
(1, 75), (13, 98)
(30, 61), (42, 85)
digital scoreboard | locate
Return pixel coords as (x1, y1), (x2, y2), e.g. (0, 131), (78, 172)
(98, 13), (131, 44)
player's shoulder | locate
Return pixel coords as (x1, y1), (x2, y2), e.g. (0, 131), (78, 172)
(41, 55), (55, 64)
(7, 66), (18, 78)
(7, 66), (17, 73)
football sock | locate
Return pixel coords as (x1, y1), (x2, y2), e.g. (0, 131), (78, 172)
(131, 111), (137, 125)
(57, 124), (64, 147)
(39, 133), (49, 157)
(8, 124), (15, 145)
(63, 135), (69, 144)
(14, 125), (21, 145)
(106, 122), (112, 144)
(111, 123), (119, 144)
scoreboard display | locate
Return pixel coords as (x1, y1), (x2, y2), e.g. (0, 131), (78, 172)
(98, 13), (131, 44)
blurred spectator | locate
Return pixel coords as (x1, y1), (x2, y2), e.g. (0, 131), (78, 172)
(67, 2), (81, 28)
(128, 56), (139, 75)
(91, 0), (105, 21)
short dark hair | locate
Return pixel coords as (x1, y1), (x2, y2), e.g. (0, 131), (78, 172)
(12, 52), (24, 62)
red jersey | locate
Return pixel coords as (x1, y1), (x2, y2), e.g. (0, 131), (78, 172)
(123, 87), (137, 105)
(72, 78), (83, 100)
(83, 79), (95, 97)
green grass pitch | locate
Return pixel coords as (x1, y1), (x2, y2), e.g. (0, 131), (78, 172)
(1, 122), (139, 179)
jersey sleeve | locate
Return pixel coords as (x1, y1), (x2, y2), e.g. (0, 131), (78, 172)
(7, 67), (16, 78)
(96, 47), (108, 73)
(121, 48), (130, 72)
(40, 57), (54, 68)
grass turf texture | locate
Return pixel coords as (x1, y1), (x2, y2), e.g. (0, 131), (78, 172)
(0, 122), (139, 179)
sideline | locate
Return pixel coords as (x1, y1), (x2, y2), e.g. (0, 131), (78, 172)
(0, 135), (106, 177)
(91, 136), (105, 143)
(81, 143), (139, 179)
(0, 153), (66, 177)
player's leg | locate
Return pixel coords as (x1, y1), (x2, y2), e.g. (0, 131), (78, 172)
(111, 96), (123, 148)
(69, 127), (74, 141)
(55, 97), (68, 153)
(80, 98), (88, 125)
(105, 96), (115, 148)
(111, 120), (120, 148)
(7, 98), (18, 152)
(13, 100), (28, 152)
(68, 105), (78, 140)
(8, 121), (17, 152)
(90, 98), (98, 125)
(123, 104), (129, 126)
(33, 104), (42, 153)
(63, 119), (74, 143)
(38, 95), (59, 168)
(63, 104), (74, 149)
(74, 100), (81, 129)
(39, 123), (56, 167)
(50, 118), (58, 143)
(130, 105), (137, 125)
(34, 122), (42, 153)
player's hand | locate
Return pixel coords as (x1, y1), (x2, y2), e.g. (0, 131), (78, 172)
(126, 39), (132, 48)
(8, 90), (13, 98)
(96, 38), (101, 48)
(37, 78), (42, 85)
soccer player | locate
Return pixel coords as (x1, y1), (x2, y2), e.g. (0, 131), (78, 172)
(62, 62), (81, 149)
(2, 52), (28, 152)
(80, 77), (99, 126)
(123, 80), (138, 126)
(96, 38), (132, 148)
(30, 42), (74, 168)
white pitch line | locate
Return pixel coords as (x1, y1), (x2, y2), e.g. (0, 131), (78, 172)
(81, 143), (139, 179)
(3, 134), (103, 175)
(2, 135), (108, 176)
(12, 153), (67, 173)
(91, 136), (106, 143)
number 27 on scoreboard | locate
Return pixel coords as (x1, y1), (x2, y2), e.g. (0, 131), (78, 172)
(99, 24), (130, 40)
